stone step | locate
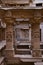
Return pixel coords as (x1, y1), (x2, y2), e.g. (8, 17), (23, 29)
(16, 49), (31, 54)
(16, 48), (43, 55)
(14, 55), (42, 62)
(14, 42), (43, 55)
(14, 55), (32, 58)
(15, 50), (31, 54)
(16, 42), (43, 45)
(16, 49), (30, 51)
(15, 42), (43, 54)
(16, 45), (31, 54)
(16, 42), (31, 45)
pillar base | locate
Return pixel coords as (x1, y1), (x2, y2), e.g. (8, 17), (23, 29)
(32, 50), (41, 57)
(6, 57), (21, 65)
(5, 49), (21, 64)
(5, 49), (14, 57)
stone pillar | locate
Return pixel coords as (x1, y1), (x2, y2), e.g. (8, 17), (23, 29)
(31, 23), (41, 57)
(6, 23), (14, 64)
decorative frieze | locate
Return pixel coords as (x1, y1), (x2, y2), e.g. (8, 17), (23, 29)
(1, 0), (29, 4)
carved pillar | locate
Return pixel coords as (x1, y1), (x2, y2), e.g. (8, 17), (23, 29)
(31, 22), (41, 57)
(6, 23), (14, 63)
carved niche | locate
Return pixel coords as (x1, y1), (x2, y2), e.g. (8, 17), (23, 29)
(14, 23), (30, 43)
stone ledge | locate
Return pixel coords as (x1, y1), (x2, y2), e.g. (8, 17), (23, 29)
(21, 58), (42, 62)
(0, 6), (43, 10)
(1, 0), (29, 5)
(14, 55), (42, 62)
(14, 55), (42, 58)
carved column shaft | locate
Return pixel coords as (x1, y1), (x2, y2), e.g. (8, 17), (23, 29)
(31, 23), (41, 57)
(6, 24), (13, 49)
(6, 23), (14, 58)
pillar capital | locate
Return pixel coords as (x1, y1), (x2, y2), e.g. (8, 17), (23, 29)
(30, 17), (41, 24)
